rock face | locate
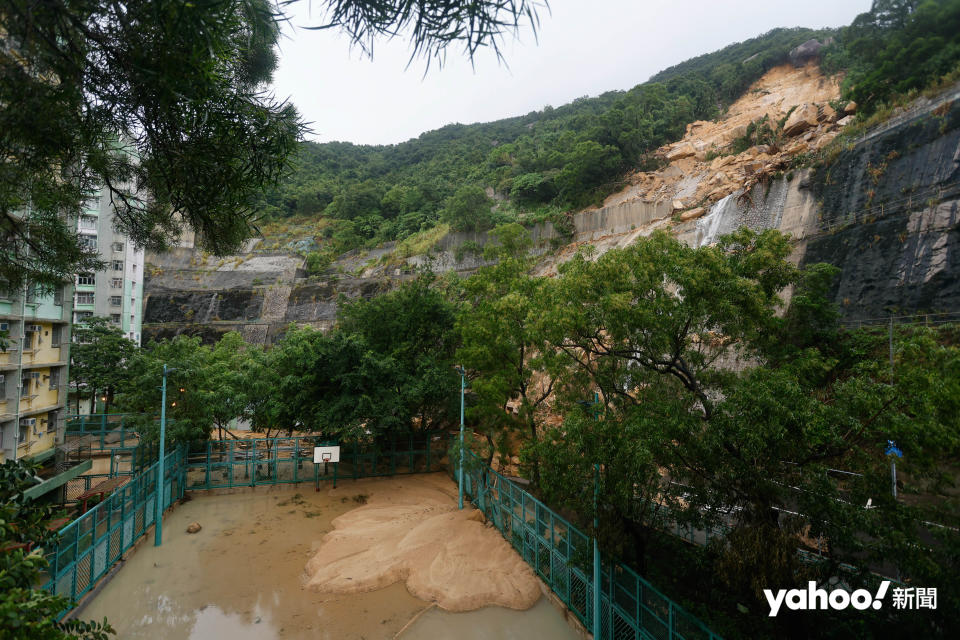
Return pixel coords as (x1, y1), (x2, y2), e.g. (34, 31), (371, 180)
(783, 103), (820, 136)
(789, 39), (824, 66)
(804, 95), (960, 320)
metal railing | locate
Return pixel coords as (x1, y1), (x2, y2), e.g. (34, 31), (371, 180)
(64, 414), (142, 452)
(39, 429), (721, 640)
(459, 450), (722, 640)
(41, 447), (187, 607)
(184, 431), (448, 490)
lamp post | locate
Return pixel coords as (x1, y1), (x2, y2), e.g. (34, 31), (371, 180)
(155, 364), (175, 546)
(455, 365), (466, 510)
(593, 463), (601, 640)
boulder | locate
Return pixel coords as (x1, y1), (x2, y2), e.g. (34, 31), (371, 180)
(844, 101), (857, 114)
(728, 123), (749, 139)
(789, 39), (823, 67)
(666, 142), (696, 161)
(710, 154), (735, 170)
(820, 103), (837, 122)
(837, 115), (855, 127)
(783, 103), (819, 137)
(672, 199), (686, 211)
(785, 140), (809, 155)
(186, 522), (202, 534)
(680, 207), (706, 222)
(814, 131), (839, 150)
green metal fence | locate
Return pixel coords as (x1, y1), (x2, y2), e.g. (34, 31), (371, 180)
(40, 428), (721, 639)
(184, 431), (448, 490)
(65, 414), (142, 451)
(459, 450), (722, 640)
(41, 446), (187, 606)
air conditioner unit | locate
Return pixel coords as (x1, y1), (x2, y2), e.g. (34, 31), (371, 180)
(0, 322), (8, 331)
(20, 418), (36, 427)
(25, 324), (42, 332)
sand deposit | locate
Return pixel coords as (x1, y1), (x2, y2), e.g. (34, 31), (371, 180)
(303, 473), (542, 612)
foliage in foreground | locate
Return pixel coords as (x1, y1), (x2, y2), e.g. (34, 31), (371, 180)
(0, 460), (113, 640)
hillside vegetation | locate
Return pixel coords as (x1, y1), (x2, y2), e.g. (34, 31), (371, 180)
(256, 0), (960, 266)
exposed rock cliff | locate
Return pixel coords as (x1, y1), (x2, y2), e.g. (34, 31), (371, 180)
(142, 64), (960, 343)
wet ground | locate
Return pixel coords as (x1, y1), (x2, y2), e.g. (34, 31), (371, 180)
(78, 478), (579, 640)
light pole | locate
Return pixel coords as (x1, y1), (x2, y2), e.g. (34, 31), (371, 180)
(456, 365), (466, 510)
(593, 463), (601, 640)
(155, 364), (176, 546)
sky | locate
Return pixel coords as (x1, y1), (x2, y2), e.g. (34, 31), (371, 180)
(270, 0), (872, 146)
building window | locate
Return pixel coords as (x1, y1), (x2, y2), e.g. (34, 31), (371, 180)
(25, 284), (36, 303)
(47, 410), (58, 433)
(110, 314), (121, 324)
(79, 215), (97, 231)
(51, 325), (62, 347)
(75, 311), (94, 322)
(49, 368), (59, 389)
(110, 296), (122, 306)
(112, 242), (124, 252)
(0, 373), (5, 397)
(77, 273), (95, 286)
(75, 292), (95, 305)
(53, 287), (63, 306)
(18, 426), (26, 444)
(112, 261), (123, 271)
(111, 278), (123, 289)
(79, 234), (98, 250)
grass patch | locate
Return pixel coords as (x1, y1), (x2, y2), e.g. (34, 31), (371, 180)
(390, 223), (450, 261)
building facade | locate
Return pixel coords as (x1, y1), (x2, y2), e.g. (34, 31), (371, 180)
(73, 187), (145, 345)
(0, 282), (73, 463)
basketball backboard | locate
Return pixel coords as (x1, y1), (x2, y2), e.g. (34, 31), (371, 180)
(313, 446), (340, 464)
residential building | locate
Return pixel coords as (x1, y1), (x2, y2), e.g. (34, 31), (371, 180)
(0, 281), (73, 465)
(74, 187), (145, 345)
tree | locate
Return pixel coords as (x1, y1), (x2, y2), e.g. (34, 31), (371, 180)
(534, 228), (960, 637)
(441, 185), (494, 232)
(337, 274), (460, 431)
(456, 224), (563, 478)
(256, 326), (403, 437)
(1, 0), (544, 289)
(204, 332), (259, 440)
(70, 318), (137, 413)
(117, 336), (217, 444)
(2, 0), (302, 290)
(0, 459), (113, 639)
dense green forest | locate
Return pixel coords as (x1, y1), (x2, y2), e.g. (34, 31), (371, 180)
(255, 1), (960, 264)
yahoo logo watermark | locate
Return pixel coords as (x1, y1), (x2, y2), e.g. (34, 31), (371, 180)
(764, 581), (938, 616)
(764, 581), (890, 617)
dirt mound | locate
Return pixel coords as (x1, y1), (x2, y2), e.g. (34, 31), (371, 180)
(302, 474), (541, 612)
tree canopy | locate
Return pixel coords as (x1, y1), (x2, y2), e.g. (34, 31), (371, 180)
(0, 0), (545, 290)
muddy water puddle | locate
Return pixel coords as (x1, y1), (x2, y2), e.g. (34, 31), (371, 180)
(80, 476), (578, 639)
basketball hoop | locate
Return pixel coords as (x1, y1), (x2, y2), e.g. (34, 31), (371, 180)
(313, 446), (341, 490)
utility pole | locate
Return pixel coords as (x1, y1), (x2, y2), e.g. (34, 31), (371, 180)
(155, 364), (173, 546)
